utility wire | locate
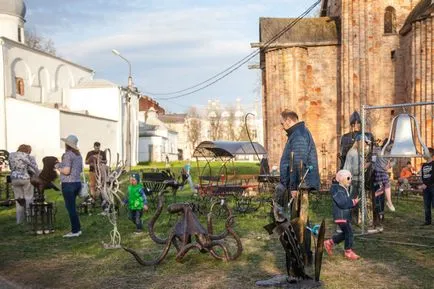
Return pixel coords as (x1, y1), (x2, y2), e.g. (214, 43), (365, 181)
(142, 0), (321, 100)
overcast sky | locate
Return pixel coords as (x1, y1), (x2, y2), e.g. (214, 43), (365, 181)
(25, 0), (318, 113)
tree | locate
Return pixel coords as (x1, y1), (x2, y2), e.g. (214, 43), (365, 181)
(185, 106), (202, 151)
(25, 29), (56, 56)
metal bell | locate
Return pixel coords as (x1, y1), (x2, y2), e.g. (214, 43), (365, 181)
(381, 113), (429, 158)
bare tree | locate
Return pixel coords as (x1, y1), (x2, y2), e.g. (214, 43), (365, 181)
(25, 29), (57, 56)
(185, 107), (202, 151)
(208, 108), (222, 141)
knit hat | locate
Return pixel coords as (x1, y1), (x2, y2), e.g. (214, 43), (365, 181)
(131, 173), (140, 183)
(349, 111), (361, 125)
(336, 169), (352, 183)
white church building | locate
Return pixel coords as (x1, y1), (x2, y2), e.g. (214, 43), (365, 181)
(0, 0), (139, 165)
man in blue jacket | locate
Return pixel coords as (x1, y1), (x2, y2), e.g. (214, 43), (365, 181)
(278, 109), (320, 204)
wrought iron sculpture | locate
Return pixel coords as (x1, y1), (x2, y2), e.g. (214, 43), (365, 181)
(257, 174), (325, 288)
(95, 150), (126, 249)
(29, 156), (59, 235)
(0, 150), (12, 206)
(123, 190), (243, 265)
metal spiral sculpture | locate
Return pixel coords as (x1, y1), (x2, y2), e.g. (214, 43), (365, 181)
(95, 149), (126, 249)
(123, 191), (243, 265)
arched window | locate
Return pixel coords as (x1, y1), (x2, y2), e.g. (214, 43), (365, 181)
(15, 77), (24, 96)
(384, 6), (397, 34)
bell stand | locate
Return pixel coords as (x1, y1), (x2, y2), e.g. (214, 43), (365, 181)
(360, 101), (434, 235)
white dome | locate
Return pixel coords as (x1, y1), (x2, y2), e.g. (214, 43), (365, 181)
(0, 0), (26, 19)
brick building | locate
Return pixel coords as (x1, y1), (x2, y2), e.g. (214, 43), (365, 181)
(254, 0), (434, 176)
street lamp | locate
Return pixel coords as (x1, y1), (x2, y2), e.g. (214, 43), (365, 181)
(112, 49), (132, 88)
(112, 49), (134, 169)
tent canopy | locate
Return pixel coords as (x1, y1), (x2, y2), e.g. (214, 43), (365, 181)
(192, 141), (267, 158)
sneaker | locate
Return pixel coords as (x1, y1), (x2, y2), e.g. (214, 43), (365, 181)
(63, 231), (82, 238)
(344, 249), (360, 260)
(422, 222), (432, 226)
(386, 201), (395, 212)
(324, 239), (334, 256)
(133, 230), (143, 235)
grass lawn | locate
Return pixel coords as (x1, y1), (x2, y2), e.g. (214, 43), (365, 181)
(0, 162), (433, 289)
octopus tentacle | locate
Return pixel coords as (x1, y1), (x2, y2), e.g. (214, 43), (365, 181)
(123, 232), (175, 266)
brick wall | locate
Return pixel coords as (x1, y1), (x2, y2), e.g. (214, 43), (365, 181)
(263, 45), (339, 176)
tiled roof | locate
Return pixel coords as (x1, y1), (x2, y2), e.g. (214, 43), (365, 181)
(158, 113), (187, 123)
(259, 17), (339, 46)
(401, 0), (434, 35)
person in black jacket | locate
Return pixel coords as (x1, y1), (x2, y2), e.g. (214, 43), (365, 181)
(277, 110), (320, 204)
(420, 147), (434, 226)
(324, 170), (361, 260)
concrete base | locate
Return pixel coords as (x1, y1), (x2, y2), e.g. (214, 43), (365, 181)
(256, 275), (322, 288)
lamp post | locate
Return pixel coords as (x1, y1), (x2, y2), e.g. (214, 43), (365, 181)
(112, 49), (133, 169)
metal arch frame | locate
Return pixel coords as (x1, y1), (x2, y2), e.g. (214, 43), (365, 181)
(360, 101), (434, 234)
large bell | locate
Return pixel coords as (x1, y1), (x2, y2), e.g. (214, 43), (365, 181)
(381, 113), (429, 158)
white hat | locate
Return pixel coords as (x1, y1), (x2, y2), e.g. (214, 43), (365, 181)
(61, 134), (79, 150)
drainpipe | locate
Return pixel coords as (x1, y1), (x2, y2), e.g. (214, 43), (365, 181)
(1, 39), (8, 151)
(120, 87), (124, 162)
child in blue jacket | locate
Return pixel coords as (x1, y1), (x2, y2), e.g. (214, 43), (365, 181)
(324, 169), (360, 260)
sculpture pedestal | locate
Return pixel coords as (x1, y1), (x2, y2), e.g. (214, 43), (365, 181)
(29, 202), (54, 235)
(256, 275), (322, 288)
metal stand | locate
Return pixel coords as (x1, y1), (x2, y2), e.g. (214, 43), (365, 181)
(29, 201), (54, 235)
(29, 188), (55, 235)
(361, 101), (434, 234)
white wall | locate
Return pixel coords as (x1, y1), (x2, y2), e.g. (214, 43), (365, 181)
(0, 42), (6, 149)
(68, 86), (121, 121)
(5, 98), (61, 164)
(0, 15), (23, 43)
(139, 136), (162, 162)
(2, 40), (93, 104)
(59, 112), (120, 165)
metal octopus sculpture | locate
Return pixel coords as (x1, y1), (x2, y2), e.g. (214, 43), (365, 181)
(94, 149), (126, 249)
(123, 190), (243, 265)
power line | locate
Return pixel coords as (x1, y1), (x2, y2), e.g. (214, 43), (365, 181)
(144, 0), (321, 100)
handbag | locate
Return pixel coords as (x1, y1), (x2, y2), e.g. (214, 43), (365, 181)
(79, 165), (89, 198)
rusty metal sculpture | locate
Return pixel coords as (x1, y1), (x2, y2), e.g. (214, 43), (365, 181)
(95, 149), (126, 249)
(123, 190), (243, 265)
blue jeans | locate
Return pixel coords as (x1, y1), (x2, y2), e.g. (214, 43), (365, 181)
(332, 222), (354, 250)
(128, 210), (143, 230)
(423, 186), (434, 224)
(62, 182), (81, 233)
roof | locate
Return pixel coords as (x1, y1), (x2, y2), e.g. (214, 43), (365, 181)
(73, 79), (118, 89)
(193, 141), (267, 158)
(259, 17), (339, 47)
(0, 0), (26, 19)
(401, 0), (434, 35)
(158, 113), (187, 123)
(0, 37), (94, 73)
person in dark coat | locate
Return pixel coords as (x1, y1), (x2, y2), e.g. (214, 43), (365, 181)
(420, 148), (434, 225)
(324, 170), (360, 260)
(339, 111), (374, 169)
(277, 110), (320, 204)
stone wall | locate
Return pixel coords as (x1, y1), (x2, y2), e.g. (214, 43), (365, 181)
(339, 0), (415, 143)
(262, 45), (339, 175)
(406, 17), (434, 149)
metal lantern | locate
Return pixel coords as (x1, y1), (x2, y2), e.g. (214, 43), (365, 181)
(381, 113), (429, 158)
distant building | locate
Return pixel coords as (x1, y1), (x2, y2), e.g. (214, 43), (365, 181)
(0, 1), (137, 164)
(139, 108), (178, 162)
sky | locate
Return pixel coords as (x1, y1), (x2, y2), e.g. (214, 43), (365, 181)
(25, 0), (319, 113)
